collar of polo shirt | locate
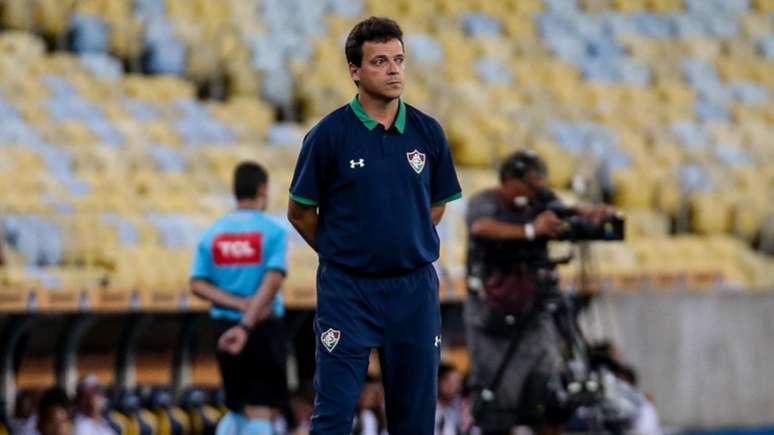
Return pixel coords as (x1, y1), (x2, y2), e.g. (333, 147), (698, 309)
(349, 95), (406, 134)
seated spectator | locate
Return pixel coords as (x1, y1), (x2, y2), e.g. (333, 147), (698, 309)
(73, 375), (115, 435)
(35, 388), (71, 435)
(589, 342), (662, 435)
(436, 363), (464, 435)
(12, 390), (40, 435)
(289, 387), (314, 435)
(352, 376), (386, 435)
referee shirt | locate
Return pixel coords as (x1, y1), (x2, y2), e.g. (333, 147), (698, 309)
(191, 209), (288, 320)
(289, 96), (462, 276)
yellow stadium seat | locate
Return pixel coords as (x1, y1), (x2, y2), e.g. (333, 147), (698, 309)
(647, 0), (683, 12)
(506, 0), (543, 13)
(690, 192), (733, 235)
(613, 0), (647, 12)
(680, 38), (721, 61)
(753, 0), (774, 11)
(623, 209), (671, 240)
(612, 169), (655, 209)
(35, 0), (75, 37)
(731, 196), (765, 242)
(731, 105), (768, 124)
(1, 0), (35, 30)
(501, 15), (538, 40)
(109, 19), (144, 59)
(582, 0), (613, 12)
(739, 12), (772, 37)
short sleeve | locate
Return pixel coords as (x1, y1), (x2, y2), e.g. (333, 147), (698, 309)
(289, 124), (327, 206)
(190, 237), (211, 279)
(265, 228), (288, 275)
(465, 192), (499, 228)
(429, 121), (462, 205)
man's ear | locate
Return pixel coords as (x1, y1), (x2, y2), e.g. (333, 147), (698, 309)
(349, 62), (360, 83)
(257, 185), (268, 210)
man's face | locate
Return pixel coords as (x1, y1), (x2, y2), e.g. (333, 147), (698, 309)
(522, 170), (547, 197)
(80, 390), (106, 416)
(39, 406), (71, 435)
(504, 170), (547, 203)
(439, 370), (462, 401)
(349, 38), (405, 100)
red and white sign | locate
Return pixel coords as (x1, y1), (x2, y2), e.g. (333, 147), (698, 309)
(212, 232), (263, 265)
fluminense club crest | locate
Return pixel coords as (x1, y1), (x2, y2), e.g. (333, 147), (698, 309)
(406, 149), (426, 174)
(320, 328), (341, 353)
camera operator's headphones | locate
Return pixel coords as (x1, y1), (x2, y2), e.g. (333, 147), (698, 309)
(500, 150), (547, 181)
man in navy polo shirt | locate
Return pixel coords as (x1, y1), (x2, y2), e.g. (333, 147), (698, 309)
(287, 16), (462, 435)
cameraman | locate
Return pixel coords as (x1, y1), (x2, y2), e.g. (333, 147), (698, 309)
(464, 150), (610, 435)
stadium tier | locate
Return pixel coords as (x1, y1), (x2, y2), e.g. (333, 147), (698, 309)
(2, 0), (774, 315)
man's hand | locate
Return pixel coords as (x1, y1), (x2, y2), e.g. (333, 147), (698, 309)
(239, 297), (253, 313)
(218, 325), (249, 355)
(252, 305), (272, 324)
(190, 279), (251, 313)
(534, 210), (564, 238)
(584, 205), (616, 223)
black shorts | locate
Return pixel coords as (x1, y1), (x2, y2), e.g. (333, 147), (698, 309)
(213, 317), (289, 411)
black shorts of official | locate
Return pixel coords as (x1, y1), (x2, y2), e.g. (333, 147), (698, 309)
(213, 317), (289, 411)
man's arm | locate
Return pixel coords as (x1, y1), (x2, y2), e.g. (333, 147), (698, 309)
(190, 278), (249, 312)
(0, 227), (5, 267)
(471, 211), (564, 241)
(287, 199), (318, 251)
(217, 270), (284, 355)
(240, 270), (284, 328)
(431, 205), (446, 225)
(574, 204), (617, 223)
(470, 218), (529, 240)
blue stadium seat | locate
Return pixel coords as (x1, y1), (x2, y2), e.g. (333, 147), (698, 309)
(80, 53), (124, 80)
(695, 99), (731, 123)
(473, 58), (513, 85)
(405, 33), (444, 65)
(461, 12), (503, 37)
(69, 14), (110, 54)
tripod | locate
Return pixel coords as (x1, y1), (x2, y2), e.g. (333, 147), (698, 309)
(471, 262), (613, 434)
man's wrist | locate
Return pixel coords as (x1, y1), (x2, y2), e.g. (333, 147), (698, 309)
(238, 321), (254, 333)
(524, 223), (536, 241)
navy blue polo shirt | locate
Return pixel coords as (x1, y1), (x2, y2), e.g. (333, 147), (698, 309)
(289, 96), (462, 275)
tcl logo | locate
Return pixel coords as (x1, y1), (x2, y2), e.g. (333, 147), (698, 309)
(219, 240), (255, 257)
(212, 233), (262, 265)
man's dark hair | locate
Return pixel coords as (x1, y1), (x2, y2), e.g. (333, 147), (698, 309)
(233, 161), (268, 200)
(499, 150), (547, 182)
(438, 362), (457, 381)
(37, 387), (70, 418)
(345, 16), (403, 67)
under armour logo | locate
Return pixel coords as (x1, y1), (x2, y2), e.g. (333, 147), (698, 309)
(350, 158), (365, 168)
(434, 335), (442, 347)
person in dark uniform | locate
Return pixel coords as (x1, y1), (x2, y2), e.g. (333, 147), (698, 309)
(287, 16), (462, 435)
